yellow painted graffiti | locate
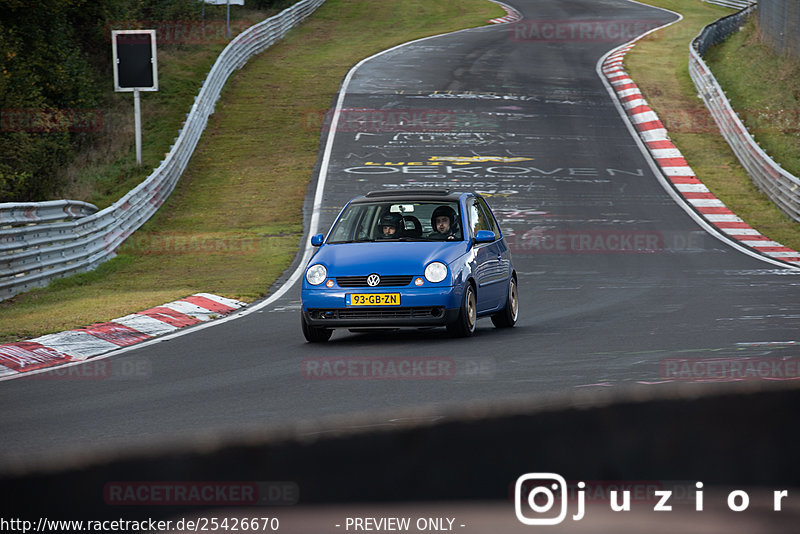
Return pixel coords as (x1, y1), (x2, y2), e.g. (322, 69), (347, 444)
(364, 161), (471, 166)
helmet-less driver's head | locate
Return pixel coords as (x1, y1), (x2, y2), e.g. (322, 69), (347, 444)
(430, 205), (458, 238)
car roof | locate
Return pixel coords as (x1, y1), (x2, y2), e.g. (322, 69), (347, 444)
(351, 189), (467, 203)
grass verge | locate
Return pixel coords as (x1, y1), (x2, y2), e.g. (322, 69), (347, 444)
(703, 17), (800, 179)
(624, 0), (800, 251)
(62, 5), (289, 208)
(0, 0), (504, 343)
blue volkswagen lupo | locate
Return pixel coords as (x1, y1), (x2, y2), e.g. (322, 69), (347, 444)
(300, 190), (518, 342)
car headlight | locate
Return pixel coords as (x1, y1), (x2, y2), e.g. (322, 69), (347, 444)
(306, 264), (327, 285)
(424, 262), (448, 283)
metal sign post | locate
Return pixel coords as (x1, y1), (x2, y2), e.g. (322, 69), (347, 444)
(112, 30), (158, 166)
(133, 89), (142, 165)
(203, 0), (245, 40)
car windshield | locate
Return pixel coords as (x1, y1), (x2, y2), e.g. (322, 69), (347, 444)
(327, 201), (463, 243)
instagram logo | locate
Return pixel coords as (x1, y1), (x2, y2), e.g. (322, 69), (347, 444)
(515, 473), (585, 525)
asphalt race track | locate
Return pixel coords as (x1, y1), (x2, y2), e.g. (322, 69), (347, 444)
(2, 0), (800, 501)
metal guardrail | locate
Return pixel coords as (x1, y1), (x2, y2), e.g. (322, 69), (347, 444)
(0, 0), (326, 301)
(702, 0), (757, 9)
(689, 5), (800, 224)
(0, 201), (98, 227)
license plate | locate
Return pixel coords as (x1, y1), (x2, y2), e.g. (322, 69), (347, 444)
(346, 293), (401, 306)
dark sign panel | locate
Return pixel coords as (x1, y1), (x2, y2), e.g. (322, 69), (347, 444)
(112, 30), (158, 92)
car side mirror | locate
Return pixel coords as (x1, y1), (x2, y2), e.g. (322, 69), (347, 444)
(310, 234), (324, 247)
(474, 230), (496, 244)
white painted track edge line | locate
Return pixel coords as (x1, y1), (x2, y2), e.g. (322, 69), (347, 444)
(597, 1), (799, 272)
(0, 15), (506, 382)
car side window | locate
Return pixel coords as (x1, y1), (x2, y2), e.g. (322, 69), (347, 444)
(477, 197), (501, 238)
(467, 197), (491, 237)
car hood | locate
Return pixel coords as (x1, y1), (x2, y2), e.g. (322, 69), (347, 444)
(310, 241), (470, 276)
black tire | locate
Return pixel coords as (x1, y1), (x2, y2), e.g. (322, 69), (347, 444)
(492, 275), (519, 328)
(301, 314), (332, 343)
(447, 283), (477, 338)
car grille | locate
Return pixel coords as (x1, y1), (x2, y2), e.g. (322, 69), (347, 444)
(309, 307), (444, 320)
(336, 275), (414, 288)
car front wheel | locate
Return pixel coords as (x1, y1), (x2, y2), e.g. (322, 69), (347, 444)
(301, 314), (333, 343)
(447, 283), (477, 338)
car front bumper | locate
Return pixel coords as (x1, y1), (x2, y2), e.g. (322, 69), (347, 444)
(301, 286), (461, 328)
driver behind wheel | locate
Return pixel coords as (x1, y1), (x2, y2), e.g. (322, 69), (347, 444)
(428, 205), (459, 240)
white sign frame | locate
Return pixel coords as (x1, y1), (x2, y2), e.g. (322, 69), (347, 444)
(112, 30), (159, 93)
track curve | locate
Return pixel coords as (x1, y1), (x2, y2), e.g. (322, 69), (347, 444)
(1, 0), (799, 461)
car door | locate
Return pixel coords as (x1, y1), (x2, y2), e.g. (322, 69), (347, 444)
(466, 196), (506, 312)
(478, 195), (512, 290)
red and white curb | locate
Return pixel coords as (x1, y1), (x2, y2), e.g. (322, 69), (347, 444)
(602, 44), (800, 267)
(488, 1), (522, 24)
(0, 293), (246, 378)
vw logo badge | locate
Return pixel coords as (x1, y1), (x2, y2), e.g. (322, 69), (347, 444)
(367, 274), (381, 287)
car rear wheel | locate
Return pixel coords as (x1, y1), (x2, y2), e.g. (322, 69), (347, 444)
(491, 275), (518, 328)
(447, 283), (477, 337)
(301, 314), (332, 343)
